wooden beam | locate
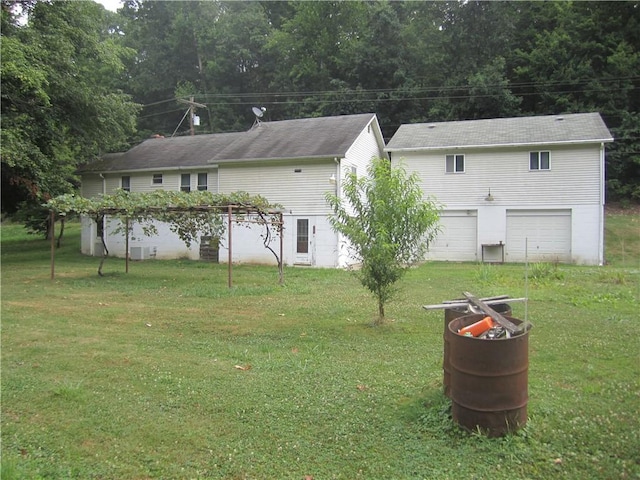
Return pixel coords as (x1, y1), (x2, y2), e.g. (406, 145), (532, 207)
(463, 292), (521, 334)
(50, 211), (55, 280)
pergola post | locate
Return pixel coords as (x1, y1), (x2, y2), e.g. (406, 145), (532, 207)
(125, 217), (130, 274)
(50, 210), (55, 280)
(279, 211), (284, 285)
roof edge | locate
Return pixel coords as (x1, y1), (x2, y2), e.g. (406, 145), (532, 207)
(385, 137), (614, 153)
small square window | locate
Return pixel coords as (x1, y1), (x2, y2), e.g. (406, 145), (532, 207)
(446, 154), (464, 173)
(197, 173), (208, 191)
(152, 173), (163, 185)
(181, 173), (191, 192)
(121, 176), (131, 192)
(530, 151), (550, 170)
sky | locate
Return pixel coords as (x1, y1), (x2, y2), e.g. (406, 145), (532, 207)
(95, 0), (121, 12)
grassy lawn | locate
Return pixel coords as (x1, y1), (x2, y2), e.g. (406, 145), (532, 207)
(1, 212), (639, 479)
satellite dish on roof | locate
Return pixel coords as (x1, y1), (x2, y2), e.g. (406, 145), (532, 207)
(251, 106), (267, 128)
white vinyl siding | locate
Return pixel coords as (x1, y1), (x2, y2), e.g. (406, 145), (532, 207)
(398, 144), (601, 207)
(219, 160), (336, 215)
(343, 118), (384, 178)
(81, 175), (104, 198)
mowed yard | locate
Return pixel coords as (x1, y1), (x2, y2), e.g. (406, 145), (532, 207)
(1, 211), (639, 479)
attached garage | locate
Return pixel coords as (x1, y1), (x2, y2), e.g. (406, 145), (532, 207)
(427, 210), (478, 261)
(505, 209), (571, 263)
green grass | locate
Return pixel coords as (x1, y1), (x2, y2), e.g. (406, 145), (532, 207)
(1, 214), (639, 479)
(604, 207), (640, 267)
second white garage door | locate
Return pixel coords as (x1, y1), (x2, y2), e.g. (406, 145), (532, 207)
(505, 209), (571, 263)
(426, 210), (478, 262)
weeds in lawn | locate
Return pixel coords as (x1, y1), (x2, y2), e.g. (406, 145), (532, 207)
(528, 262), (564, 282)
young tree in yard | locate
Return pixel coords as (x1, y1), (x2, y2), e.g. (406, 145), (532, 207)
(326, 157), (440, 324)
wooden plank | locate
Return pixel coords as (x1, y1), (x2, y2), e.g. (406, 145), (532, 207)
(442, 294), (509, 304)
(463, 292), (520, 334)
(422, 297), (527, 311)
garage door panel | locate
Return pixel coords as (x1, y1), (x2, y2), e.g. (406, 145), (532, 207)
(427, 211), (477, 261)
(506, 210), (571, 263)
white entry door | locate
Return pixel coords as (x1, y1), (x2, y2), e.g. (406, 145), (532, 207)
(294, 218), (312, 265)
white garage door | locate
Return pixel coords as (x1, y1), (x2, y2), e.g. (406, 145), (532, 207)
(506, 209), (571, 263)
(427, 210), (477, 261)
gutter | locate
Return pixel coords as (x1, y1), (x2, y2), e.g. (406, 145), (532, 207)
(81, 165), (221, 175)
(384, 138), (615, 154)
(207, 154), (344, 165)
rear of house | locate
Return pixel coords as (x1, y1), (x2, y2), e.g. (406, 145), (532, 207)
(78, 113), (385, 267)
(385, 113), (613, 265)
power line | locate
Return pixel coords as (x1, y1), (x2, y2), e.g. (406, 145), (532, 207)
(139, 75), (640, 108)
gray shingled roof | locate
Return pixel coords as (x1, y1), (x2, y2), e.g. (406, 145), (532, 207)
(385, 112), (613, 152)
(79, 113), (378, 173)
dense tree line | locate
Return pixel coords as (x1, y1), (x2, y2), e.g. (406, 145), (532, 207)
(2, 0), (639, 220)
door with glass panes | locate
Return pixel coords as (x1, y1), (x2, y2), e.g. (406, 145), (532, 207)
(294, 218), (313, 265)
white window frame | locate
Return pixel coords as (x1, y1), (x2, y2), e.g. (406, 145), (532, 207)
(180, 173), (191, 192)
(445, 154), (465, 173)
(529, 151), (551, 171)
(152, 173), (163, 185)
(197, 172), (208, 191)
(121, 176), (131, 192)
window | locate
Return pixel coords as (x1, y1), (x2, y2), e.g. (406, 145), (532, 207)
(197, 173), (208, 191)
(121, 176), (131, 192)
(152, 173), (163, 185)
(446, 154), (465, 173)
(530, 151), (550, 170)
(181, 173), (191, 192)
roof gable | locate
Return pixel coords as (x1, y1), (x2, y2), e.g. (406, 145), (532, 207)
(79, 113), (379, 173)
(385, 113), (613, 152)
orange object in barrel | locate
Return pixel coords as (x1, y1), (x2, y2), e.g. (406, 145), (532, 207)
(458, 316), (495, 337)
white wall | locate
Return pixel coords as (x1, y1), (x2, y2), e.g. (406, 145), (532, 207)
(391, 143), (604, 264)
(83, 213), (341, 268)
(394, 144), (602, 207)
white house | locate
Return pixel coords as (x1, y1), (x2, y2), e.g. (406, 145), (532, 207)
(385, 112), (613, 265)
(78, 113), (385, 268)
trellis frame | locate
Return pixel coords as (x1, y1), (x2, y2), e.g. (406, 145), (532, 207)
(49, 204), (285, 288)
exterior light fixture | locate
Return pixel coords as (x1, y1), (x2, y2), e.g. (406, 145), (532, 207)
(329, 173), (337, 185)
(485, 188), (494, 201)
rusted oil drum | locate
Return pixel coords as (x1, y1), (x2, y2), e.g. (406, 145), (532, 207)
(443, 304), (511, 398)
(448, 313), (529, 437)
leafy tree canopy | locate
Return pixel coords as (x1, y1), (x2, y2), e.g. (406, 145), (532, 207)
(326, 158), (441, 324)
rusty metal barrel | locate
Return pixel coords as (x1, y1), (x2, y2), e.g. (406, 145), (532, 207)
(443, 303), (511, 398)
(448, 313), (529, 437)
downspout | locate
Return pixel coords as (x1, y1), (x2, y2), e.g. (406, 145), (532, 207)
(599, 142), (605, 266)
(333, 157), (341, 268)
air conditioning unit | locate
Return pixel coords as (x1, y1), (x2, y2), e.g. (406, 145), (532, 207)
(130, 246), (150, 260)
(94, 242), (104, 257)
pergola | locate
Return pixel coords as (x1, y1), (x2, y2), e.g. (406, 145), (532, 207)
(48, 204), (285, 288)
